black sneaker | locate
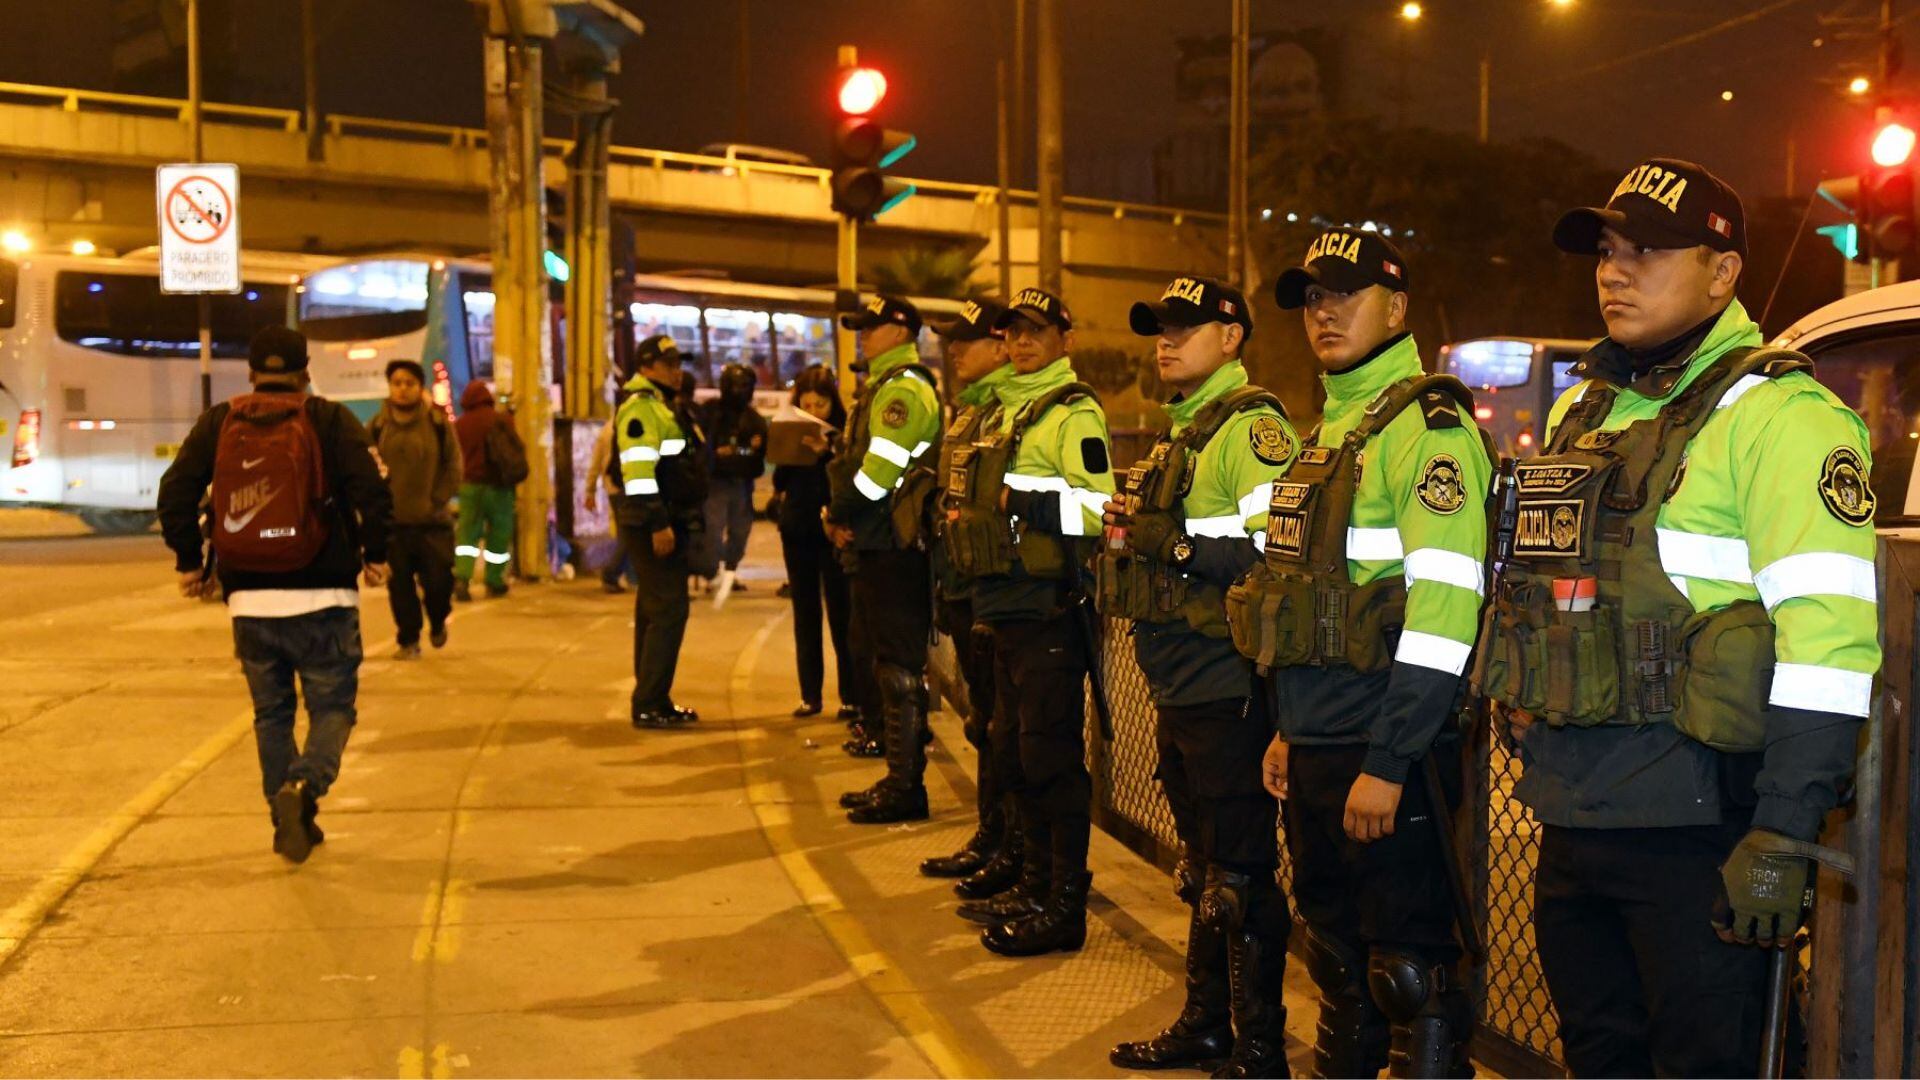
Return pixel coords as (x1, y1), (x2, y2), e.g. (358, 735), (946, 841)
(486, 583), (509, 599)
(793, 701), (823, 718)
(301, 787), (325, 847)
(429, 623), (448, 649)
(454, 580), (472, 603)
(271, 780), (313, 864)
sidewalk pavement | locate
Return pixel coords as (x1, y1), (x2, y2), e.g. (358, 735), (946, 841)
(0, 528), (1319, 1076)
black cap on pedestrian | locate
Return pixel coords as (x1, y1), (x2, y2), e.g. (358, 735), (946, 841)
(636, 334), (683, 368)
(839, 293), (923, 336)
(930, 298), (1008, 342)
(385, 359), (426, 384)
(1553, 157), (1747, 258)
(248, 325), (309, 374)
(994, 286), (1074, 332)
(1272, 229), (1411, 310)
(1130, 275), (1253, 339)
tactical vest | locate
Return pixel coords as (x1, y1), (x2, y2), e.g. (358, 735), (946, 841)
(1094, 386), (1284, 638)
(615, 388), (707, 515)
(1472, 347), (1805, 753)
(944, 381), (1098, 582)
(828, 362), (935, 550)
(1226, 374), (1489, 674)
(930, 397), (1003, 595)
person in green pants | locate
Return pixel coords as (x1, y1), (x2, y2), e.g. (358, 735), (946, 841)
(452, 379), (525, 599)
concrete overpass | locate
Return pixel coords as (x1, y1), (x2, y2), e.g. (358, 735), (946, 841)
(0, 81), (1227, 351)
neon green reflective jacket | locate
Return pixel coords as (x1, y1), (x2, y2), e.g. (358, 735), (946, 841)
(1135, 359), (1298, 706)
(973, 355), (1115, 622)
(1271, 333), (1493, 783)
(1518, 300), (1880, 836)
(614, 373), (690, 532)
(825, 342), (942, 546)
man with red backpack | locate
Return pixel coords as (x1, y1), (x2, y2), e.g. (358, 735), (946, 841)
(453, 380), (528, 600)
(157, 326), (392, 865)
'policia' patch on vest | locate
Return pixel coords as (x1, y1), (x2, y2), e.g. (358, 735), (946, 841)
(1416, 454), (1466, 515)
(1515, 500), (1584, 558)
(882, 400), (909, 428)
(1267, 511), (1307, 558)
(1820, 446), (1876, 525)
(1515, 461), (1591, 495)
(1249, 415), (1293, 465)
(1296, 447), (1333, 466)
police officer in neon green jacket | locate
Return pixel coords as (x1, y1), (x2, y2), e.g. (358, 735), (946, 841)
(614, 335), (708, 729)
(1247, 230), (1492, 1078)
(952, 287), (1114, 957)
(1494, 159), (1881, 1078)
(1100, 276), (1299, 1078)
(826, 294), (944, 824)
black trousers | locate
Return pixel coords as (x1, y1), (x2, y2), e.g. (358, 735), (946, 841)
(1287, 741), (1462, 967)
(386, 523), (454, 646)
(938, 596), (999, 820)
(619, 524), (690, 714)
(1156, 697), (1278, 875)
(990, 613), (1093, 877)
(781, 526), (858, 707)
(849, 548), (931, 679)
(1536, 820), (1768, 1078)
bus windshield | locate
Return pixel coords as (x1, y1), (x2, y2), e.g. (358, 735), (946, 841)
(299, 259), (431, 342)
(1447, 339), (1535, 389)
(54, 271), (290, 358)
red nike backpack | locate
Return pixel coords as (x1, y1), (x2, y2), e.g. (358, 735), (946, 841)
(209, 393), (330, 572)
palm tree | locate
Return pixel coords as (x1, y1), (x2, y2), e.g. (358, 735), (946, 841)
(868, 246), (985, 300)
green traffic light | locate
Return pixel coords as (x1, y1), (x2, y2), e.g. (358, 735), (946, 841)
(544, 249), (571, 283)
(878, 134), (917, 169)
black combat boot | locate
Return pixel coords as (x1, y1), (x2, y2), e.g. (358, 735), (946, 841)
(848, 664), (929, 824)
(921, 799), (1007, 878)
(847, 781), (928, 824)
(982, 869), (1090, 956)
(958, 822), (1048, 924)
(955, 810), (1023, 900)
(1212, 874), (1293, 1079)
(1110, 859), (1232, 1070)
(838, 780), (885, 810)
(1302, 927), (1389, 1079)
(1370, 951), (1473, 1079)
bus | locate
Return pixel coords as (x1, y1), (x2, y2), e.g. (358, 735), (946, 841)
(1439, 336), (1595, 457)
(0, 250), (324, 533)
(297, 255), (495, 422)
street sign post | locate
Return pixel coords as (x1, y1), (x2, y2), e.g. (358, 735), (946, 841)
(156, 163), (242, 411)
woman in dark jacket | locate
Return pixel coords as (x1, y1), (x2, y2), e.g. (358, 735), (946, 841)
(771, 366), (868, 719)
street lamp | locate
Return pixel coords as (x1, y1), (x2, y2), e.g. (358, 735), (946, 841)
(1401, 2), (1423, 20)
(1851, 76), (1873, 96)
(1399, 0), (1573, 143)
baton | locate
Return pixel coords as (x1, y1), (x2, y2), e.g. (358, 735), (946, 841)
(1424, 749), (1485, 964)
(1759, 942), (1793, 1079)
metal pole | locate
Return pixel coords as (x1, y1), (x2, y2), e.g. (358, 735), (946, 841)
(1012, 0), (1028, 187)
(1035, 0), (1064, 293)
(187, 0), (212, 413)
(1478, 53), (1491, 145)
(301, 0), (322, 162)
(1227, 0), (1249, 288)
(835, 216), (859, 411)
(996, 58), (1013, 298)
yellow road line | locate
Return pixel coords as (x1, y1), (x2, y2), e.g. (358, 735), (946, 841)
(728, 612), (986, 1080)
(0, 707), (252, 972)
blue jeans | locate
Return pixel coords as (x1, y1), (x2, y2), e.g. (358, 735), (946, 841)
(703, 478), (756, 573)
(233, 606), (363, 802)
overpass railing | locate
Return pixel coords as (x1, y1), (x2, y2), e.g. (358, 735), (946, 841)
(0, 80), (1222, 228)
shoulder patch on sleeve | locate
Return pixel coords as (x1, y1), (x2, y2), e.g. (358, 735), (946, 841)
(882, 398), (909, 429)
(624, 417), (645, 440)
(1819, 446), (1876, 525)
(1418, 389), (1463, 429)
(1080, 437), (1110, 475)
(1415, 453), (1467, 515)
(1248, 414), (1294, 465)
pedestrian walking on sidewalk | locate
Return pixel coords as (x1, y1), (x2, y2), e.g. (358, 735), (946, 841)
(586, 396), (636, 593)
(453, 379), (527, 600)
(156, 326), (393, 865)
(770, 365), (865, 719)
(701, 362), (769, 608)
(370, 360), (461, 659)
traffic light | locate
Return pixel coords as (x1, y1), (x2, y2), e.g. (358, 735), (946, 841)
(1865, 110), (1917, 260)
(544, 187), (570, 284)
(830, 57), (916, 221)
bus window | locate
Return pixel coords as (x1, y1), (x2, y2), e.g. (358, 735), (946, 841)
(460, 275), (496, 382)
(1446, 339), (1534, 388)
(0, 258), (16, 329)
(56, 272), (289, 358)
(298, 260), (431, 342)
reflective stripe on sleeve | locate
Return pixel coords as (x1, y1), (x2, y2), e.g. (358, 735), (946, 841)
(1656, 528), (1752, 584)
(1238, 482), (1274, 519)
(911, 441), (932, 458)
(482, 550), (513, 565)
(1716, 374), (1768, 410)
(1347, 527), (1405, 562)
(1058, 491), (1087, 535)
(619, 446), (659, 464)
(1188, 513), (1249, 538)
(1753, 552), (1877, 610)
(854, 471), (890, 501)
(625, 478), (659, 495)
(1396, 630), (1473, 676)
(1770, 662), (1873, 717)
(659, 438), (687, 456)
(1403, 547), (1485, 595)
(1252, 529), (1267, 552)
(455, 545), (481, 557)
(869, 436), (913, 467)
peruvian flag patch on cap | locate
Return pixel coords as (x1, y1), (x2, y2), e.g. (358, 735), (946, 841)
(1219, 299), (1236, 315)
(1707, 212), (1733, 238)
(1383, 260), (1402, 278)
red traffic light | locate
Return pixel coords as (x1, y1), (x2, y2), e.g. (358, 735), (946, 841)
(837, 67), (887, 116)
(1873, 121), (1916, 168)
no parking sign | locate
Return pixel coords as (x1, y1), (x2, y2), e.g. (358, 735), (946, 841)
(156, 163), (241, 294)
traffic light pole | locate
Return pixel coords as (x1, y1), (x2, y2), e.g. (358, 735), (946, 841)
(1036, 0), (1064, 293)
(836, 215), (859, 410)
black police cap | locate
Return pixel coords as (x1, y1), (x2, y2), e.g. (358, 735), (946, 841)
(839, 293), (923, 336)
(1273, 229), (1411, 310)
(1554, 157), (1746, 258)
(1130, 275), (1253, 339)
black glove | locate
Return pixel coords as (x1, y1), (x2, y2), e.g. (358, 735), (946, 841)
(1123, 508), (1185, 565)
(1712, 828), (1853, 947)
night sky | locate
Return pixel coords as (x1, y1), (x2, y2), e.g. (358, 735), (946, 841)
(2, 0), (1915, 208)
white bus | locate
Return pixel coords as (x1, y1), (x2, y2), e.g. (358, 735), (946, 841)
(0, 250), (324, 533)
(296, 255), (498, 422)
(1439, 336), (1596, 458)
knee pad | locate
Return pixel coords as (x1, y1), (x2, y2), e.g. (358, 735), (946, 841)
(1366, 950), (1436, 1024)
(1303, 925), (1368, 1000)
(1174, 850), (1205, 907)
(875, 662), (924, 709)
(1197, 867), (1251, 934)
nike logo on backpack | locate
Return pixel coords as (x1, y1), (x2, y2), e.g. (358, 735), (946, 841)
(242, 457), (267, 469)
(222, 483), (281, 533)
